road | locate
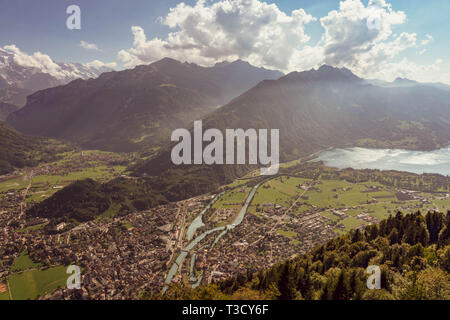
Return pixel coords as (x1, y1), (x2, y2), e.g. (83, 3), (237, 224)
(19, 169), (33, 218)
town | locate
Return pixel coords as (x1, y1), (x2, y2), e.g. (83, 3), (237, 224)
(2, 154), (450, 299)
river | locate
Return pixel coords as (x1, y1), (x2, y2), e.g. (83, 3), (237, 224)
(162, 184), (260, 293)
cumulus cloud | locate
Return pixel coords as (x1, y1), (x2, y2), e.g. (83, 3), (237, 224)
(85, 59), (117, 69)
(318, 0), (411, 69)
(116, 0), (446, 84)
(300, 0), (446, 84)
(118, 0), (316, 70)
(80, 40), (101, 51)
(3, 44), (68, 79)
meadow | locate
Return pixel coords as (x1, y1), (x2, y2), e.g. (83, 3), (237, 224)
(8, 265), (68, 300)
(224, 173), (450, 236)
(10, 251), (42, 272)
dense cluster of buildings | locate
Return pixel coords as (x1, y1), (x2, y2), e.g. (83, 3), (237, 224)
(1, 167), (446, 299)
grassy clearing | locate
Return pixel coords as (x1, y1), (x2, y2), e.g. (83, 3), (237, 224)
(340, 217), (366, 231)
(11, 251), (42, 272)
(122, 222), (133, 230)
(213, 187), (251, 209)
(276, 229), (298, 238)
(98, 203), (121, 220)
(252, 176), (310, 207)
(0, 177), (28, 193)
(305, 180), (373, 208)
(226, 179), (252, 189)
(31, 165), (125, 186)
(17, 223), (48, 233)
(8, 265), (68, 300)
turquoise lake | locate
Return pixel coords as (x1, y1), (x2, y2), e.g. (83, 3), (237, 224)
(314, 146), (450, 176)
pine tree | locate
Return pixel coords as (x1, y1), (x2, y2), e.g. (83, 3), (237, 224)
(388, 228), (399, 244)
(278, 262), (296, 300)
(332, 270), (351, 300)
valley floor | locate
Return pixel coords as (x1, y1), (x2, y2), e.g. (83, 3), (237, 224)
(1, 152), (450, 299)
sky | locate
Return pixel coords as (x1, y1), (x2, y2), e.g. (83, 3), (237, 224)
(0, 0), (449, 84)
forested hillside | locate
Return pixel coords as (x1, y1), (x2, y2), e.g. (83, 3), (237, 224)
(26, 164), (247, 224)
(0, 122), (65, 175)
(158, 211), (450, 300)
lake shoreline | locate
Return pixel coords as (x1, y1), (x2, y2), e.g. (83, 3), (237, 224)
(313, 145), (450, 176)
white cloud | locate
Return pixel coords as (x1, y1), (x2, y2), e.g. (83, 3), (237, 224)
(114, 0), (447, 84)
(118, 0), (316, 70)
(421, 34), (433, 46)
(80, 40), (101, 51)
(368, 58), (450, 84)
(319, 0), (409, 63)
(85, 59), (117, 69)
(3, 44), (68, 79)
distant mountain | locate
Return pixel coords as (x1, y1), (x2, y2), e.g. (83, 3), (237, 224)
(0, 48), (112, 106)
(0, 102), (18, 121)
(366, 77), (450, 91)
(210, 59), (284, 101)
(7, 58), (283, 152)
(135, 65), (450, 178)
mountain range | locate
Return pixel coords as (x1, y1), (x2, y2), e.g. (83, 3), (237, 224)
(0, 47), (113, 107)
(134, 64), (450, 177)
(22, 59), (450, 222)
(6, 58), (450, 186)
(366, 77), (450, 91)
(7, 58), (283, 152)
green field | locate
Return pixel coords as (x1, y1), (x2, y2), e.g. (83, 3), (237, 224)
(252, 176), (310, 208)
(237, 171), (450, 237)
(0, 177), (28, 193)
(8, 265), (68, 300)
(17, 223), (48, 233)
(340, 217), (366, 230)
(30, 165), (125, 187)
(213, 187), (251, 209)
(276, 229), (298, 238)
(26, 165), (126, 204)
(97, 203), (122, 220)
(303, 180), (394, 208)
(0, 149), (129, 204)
(11, 251), (42, 272)
(225, 178), (252, 189)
